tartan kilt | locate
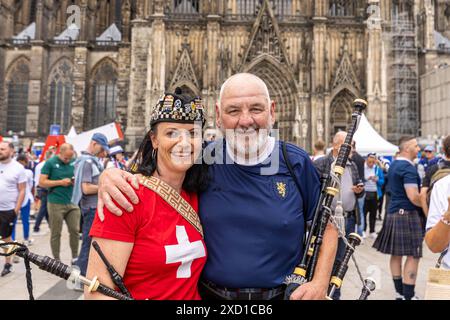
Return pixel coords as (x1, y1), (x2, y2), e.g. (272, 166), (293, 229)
(372, 210), (424, 258)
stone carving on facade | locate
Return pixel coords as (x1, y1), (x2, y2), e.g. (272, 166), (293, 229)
(122, 0), (131, 18)
(218, 42), (232, 86)
(7, 60), (30, 83)
(168, 40), (200, 91)
(317, 118), (324, 139)
(71, 109), (84, 128)
(445, 3), (450, 19)
(316, 106), (324, 139)
(332, 40), (361, 92)
(239, 0), (290, 70)
(50, 59), (73, 82)
(292, 108), (301, 139)
(299, 33), (311, 91)
(302, 120), (308, 140)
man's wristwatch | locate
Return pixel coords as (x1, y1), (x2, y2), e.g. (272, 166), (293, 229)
(440, 216), (450, 226)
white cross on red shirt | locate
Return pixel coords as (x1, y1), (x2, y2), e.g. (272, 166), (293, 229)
(165, 225), (206, 278)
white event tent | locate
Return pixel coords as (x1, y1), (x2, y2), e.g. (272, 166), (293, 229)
(65, 122), (123, 155)
(353, 114), (399, 156)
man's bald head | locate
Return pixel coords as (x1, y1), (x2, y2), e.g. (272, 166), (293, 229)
(215, 73), (276, 158)
(59, 143), (73, 154)
(332, 131), (348, 156)
(333, 131), (347, 145)
(58, 143), (74, 163)
(218, 73), (271, 109)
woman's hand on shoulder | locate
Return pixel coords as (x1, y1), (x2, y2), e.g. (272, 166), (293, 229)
(97, 168), (140, 221)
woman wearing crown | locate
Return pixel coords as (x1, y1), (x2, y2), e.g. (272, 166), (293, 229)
(85, 89), (209, 300)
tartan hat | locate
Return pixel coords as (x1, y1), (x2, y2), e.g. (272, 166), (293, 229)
(150, 88), (206, 127)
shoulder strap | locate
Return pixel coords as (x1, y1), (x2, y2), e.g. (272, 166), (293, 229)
(139, 175), (204, 238)
(281, 141), (308, 222)
(430, 168), (450, 187)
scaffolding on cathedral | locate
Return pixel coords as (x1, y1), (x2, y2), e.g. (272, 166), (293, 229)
(387, 11), (420, 143)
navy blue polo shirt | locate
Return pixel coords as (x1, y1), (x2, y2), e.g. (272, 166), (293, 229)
(199, 140), (320, 288)
(387, 159), (421, 213)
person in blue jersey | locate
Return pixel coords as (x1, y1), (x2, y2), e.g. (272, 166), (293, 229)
(373, 136), (424, 300)
(95, 73), (339, 300)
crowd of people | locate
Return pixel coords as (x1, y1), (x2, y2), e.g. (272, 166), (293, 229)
(0, 73), (449, 301)
(0, 137), (132, 280)
(311, 133), (450, 300)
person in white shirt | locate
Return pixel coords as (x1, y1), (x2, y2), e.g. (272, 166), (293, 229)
(12, 154), (35, 246)
(0, 142), (27, 277)
(425, 174), (450, 269)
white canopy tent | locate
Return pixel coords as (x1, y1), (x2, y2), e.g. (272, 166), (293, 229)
(353, 114), (399, 156)
(65, 122), (123, 155)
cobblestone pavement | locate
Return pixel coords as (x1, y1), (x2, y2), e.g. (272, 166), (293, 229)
(0, 217), (439, 300)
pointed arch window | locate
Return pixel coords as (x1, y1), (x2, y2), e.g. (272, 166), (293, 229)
(271, 0), (292, 17)
(91, 61), (118, 128)
(329, 89), (355, 140)
(48, 60), (73, 133)
(236, 0), (261, 15)
(173, 0), (200, 14)
(235, 1), (293, 19)
(6, 60), (29, 133)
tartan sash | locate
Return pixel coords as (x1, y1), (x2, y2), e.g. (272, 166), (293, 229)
(139, 175), (204, 238)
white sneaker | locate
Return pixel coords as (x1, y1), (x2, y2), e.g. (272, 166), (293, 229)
(395, 292), (405, 300)
(362, 231), (367, 239)
(410, 295), (420, 300)
(32, 230), (47, 236)
(24, 239), (34, 246)
(370, 232), (377, 239)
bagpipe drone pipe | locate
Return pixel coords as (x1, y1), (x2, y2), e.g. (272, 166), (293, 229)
(283, 98), (376, 300)
(0, 240), (133, 300)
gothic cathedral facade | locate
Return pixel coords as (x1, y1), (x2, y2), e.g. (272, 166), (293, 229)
(1, 0), (449, 151)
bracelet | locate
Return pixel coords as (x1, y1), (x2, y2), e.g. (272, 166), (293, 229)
(440, 217), (450, 226)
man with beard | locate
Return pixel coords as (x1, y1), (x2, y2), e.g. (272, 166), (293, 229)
(95, 73), (338, 300)
(39, 144), (80, 263)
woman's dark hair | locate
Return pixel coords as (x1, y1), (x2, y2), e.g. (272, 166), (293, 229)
(130, 126), (209, 193)
(16, 154), (28, 163)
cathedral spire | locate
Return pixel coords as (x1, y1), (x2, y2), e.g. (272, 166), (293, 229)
(169, 34), (200, 92)
(332, 33), (360, 91)
(238, 0), (290, 70)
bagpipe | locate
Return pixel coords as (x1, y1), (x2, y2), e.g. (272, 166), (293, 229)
(0, 240), (133, 300)
(284, 98), (376, 300)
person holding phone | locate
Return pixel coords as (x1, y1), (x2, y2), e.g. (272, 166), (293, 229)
(39, 143), (80, 263)
(364, 153), (384, 239)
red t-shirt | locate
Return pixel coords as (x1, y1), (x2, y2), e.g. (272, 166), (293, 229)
(89, 184), (207, 300)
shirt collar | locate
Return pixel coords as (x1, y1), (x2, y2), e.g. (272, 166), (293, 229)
(396, 156), (415, 166)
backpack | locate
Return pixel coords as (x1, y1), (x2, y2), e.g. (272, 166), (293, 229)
(426, 161), (450, 206)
